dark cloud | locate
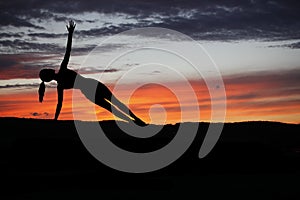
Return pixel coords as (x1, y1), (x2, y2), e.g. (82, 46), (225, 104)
(1, 0), (300, 41)
(0, 32), (24, 38)
(30, 112), (49, 117)
(0, 66), (120, 89)
(0, 39), (97, 54)
(0, 39), (59, 52)
(0, 55), (18, 68)
(227, 93), (259, 101)
(274, 41), (300, 49)
(0, 52), (121, 81)
(70, 45), (97, 55)
(286, 42), (300, 49)
(147, 0), (300, 41)
(77, 25), (133, 37)
(0, 54), (57, 80)
(224, 68), (300, 87)
(28, 33), (66, 38)
(72, 43), (126, 55)
(0, 12), (44, 29)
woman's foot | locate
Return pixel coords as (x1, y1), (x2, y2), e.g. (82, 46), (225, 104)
(133, 118), (147, 127)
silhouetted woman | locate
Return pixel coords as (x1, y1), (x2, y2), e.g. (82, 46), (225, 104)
(38, 20), (146, 126)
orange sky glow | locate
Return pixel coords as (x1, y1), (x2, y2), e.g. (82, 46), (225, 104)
(1, 72), (299, 124)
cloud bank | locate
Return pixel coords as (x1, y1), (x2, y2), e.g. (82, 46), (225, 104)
(1, 0), (299, 41)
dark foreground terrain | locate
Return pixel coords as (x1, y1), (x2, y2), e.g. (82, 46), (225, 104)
(0, 118), (300, 199)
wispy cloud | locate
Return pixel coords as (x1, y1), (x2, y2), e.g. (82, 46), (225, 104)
(0, 83), (40, 89)
(78, 67), (120, 74)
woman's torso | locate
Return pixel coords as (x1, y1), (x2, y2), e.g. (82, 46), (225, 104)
(56, 68), (80, 89)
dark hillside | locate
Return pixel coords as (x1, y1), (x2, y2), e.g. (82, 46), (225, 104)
(0, 118), (299, 199)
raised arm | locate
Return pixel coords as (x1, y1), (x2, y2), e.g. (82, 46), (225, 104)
(54, 86), (64, 120)
(60, 20), (76, 70)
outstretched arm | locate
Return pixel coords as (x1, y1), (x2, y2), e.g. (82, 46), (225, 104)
(54, 86), (64, 120)
(60, 20), (76, 70)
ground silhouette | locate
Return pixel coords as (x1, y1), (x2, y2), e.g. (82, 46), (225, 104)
(0, 117), (300, 199)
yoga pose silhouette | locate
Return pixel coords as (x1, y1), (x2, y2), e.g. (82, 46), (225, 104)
(38, 20), (146, 126)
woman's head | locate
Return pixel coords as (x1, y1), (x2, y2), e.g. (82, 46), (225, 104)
(38, 69), (55, 103)
(39, 68), (55, 82)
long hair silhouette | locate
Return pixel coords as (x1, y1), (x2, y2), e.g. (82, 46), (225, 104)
(38, 20), (146, 126)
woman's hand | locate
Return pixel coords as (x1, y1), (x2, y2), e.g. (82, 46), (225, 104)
(66, 20), (76, 33)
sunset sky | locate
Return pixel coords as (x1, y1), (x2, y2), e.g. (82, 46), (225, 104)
(0, 0), (300, 124)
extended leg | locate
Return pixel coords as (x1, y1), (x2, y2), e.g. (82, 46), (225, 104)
(96, 82), (146, 126)
(109, 94), (146, 126)
(98, 99), (132, 122)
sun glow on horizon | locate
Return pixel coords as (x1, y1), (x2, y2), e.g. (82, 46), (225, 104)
(0, 74), (300, 124)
